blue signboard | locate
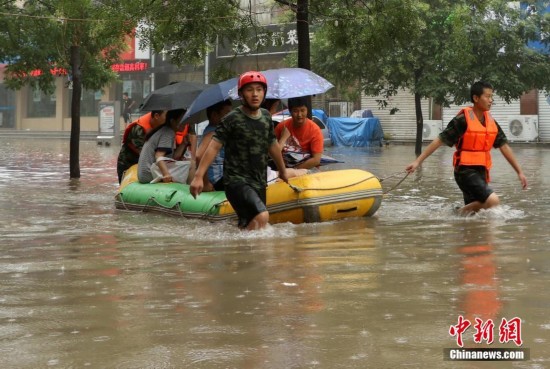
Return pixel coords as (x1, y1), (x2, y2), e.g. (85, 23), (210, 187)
(521, 1), (550, 54)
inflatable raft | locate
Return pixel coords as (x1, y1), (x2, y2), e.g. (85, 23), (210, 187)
(115, 165), (382, 224)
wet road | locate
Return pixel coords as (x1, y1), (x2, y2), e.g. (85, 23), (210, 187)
(0, 138), (549, 368)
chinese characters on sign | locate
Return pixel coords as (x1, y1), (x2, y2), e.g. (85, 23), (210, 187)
(449, 316), (522, 347)
(29, 67), (68, 77)
(217, 24), (309, 58)
(28, 62), (149, 78)
(111, 62), (149, 73)
(98, 103), (116, 134)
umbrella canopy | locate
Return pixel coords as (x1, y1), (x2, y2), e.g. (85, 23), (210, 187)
(229, 68), (334, 100)
(181, 77), (237, 121)
(140, 81), (211, 111)
(181, 68), (333, 121)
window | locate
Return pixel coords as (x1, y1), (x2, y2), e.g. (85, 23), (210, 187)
(27, 87), (56, 118)
(0, 84), (16, 128)
(68, 89), (102, 117)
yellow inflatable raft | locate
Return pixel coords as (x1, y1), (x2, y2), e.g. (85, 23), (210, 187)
(116, 165), (382, 224)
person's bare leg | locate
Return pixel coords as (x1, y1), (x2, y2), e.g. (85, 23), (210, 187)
(458, 193), (500, 215)
(245, 211), (269, 230)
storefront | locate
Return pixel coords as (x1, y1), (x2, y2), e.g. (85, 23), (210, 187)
(0, 86), (16, 129)
(0, 65), (16, 129)
(0, 21), (332, 132)
(0, 32), (153, 132)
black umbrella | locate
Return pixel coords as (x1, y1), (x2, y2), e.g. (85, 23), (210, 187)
(140, 81), (211, 111)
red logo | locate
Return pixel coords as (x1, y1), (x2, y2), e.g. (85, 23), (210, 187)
(450, 316), (522, 347)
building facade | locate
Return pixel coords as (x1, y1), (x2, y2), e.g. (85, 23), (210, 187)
(361, 88), (550, 143)
(0, 0), (340, 133)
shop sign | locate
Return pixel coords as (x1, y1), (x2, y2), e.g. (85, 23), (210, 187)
(111, 61), (149, 73)
(216, 24), (304, 58)
(29, 67), (68, 77)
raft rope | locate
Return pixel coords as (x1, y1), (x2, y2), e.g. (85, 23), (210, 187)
(142, 197), (160, 212)
(287, 174), (379, 193)
(115, 193), (127, 210)
(379, 171), (409, 195)
(286, 170), (409, 195)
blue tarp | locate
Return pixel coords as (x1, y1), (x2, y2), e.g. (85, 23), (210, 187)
(312, 109), (328, 123)
(327, 117), (384, 147)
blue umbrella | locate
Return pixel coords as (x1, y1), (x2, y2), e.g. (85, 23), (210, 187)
(181, 77), (237, 121)
(181, 68), (334, 121)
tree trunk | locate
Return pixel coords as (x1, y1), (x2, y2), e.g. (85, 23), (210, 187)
(296, 0), (312, 117)
(296, 0), (310, 71)
(70, 45), (82, 178)
(414, 91), (423, 156)
(413, 68), (424, 156)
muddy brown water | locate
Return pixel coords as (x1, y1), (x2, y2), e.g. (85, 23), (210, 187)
(0, 138), (549, 368)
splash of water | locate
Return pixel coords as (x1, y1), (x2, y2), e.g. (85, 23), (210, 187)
(183, 221), (299, 241)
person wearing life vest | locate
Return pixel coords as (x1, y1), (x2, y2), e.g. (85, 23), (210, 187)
(405, 81), (527, 215)
(174, 119), (197, 160)
(116, 110), (166, 183)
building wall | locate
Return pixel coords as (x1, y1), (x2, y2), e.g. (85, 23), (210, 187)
(539, 91), (550, 142)
(14, 78), (114, 132)
(361, 88), (550, 143)
(442, 95), (520, 125)
(360, 89), (431, 140)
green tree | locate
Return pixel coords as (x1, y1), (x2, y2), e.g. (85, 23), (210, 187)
(272, 0), (345, 116)
(272, 0), (312, 115)
(0, 0), (135, 178)
(129, 0), (250, 73)
(312, 0), (550, 155)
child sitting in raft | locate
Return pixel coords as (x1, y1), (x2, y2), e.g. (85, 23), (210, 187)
(137, 109), (192, 184)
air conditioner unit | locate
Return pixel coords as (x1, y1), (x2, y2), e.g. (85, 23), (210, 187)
(422, 120), (443, 141)
(504, 115), (539, 142)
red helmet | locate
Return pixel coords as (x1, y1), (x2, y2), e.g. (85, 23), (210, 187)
(237, 71), (267, 92)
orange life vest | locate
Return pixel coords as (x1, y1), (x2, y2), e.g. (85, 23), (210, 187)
(175, 124), (190, 146)
(452, 107), (498, 181)
(122, 112), (153, 144)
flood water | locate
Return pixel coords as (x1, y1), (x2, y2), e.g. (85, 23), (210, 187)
(0, 137), (549, 369)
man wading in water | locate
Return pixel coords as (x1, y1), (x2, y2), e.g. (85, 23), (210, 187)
(405, 81), (527, 215)
(189, 71), (288, 230)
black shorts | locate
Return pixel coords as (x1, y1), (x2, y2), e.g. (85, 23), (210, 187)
(454, 166), (494, 205)
(225, 182), (267, 228)
(213, 177), (225, 191)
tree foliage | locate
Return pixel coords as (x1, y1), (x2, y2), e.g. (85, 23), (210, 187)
(128, 0), (251, 70)
(311, 0), (550, 153)
(313, 0), (550, 104)
(0, 0), (136, 177)
(1, 0), (134, 93)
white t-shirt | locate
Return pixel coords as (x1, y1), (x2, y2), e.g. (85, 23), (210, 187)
(137, 125), (175, 183)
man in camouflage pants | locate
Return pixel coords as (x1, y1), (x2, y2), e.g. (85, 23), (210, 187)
(190, 71), (288, 230)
